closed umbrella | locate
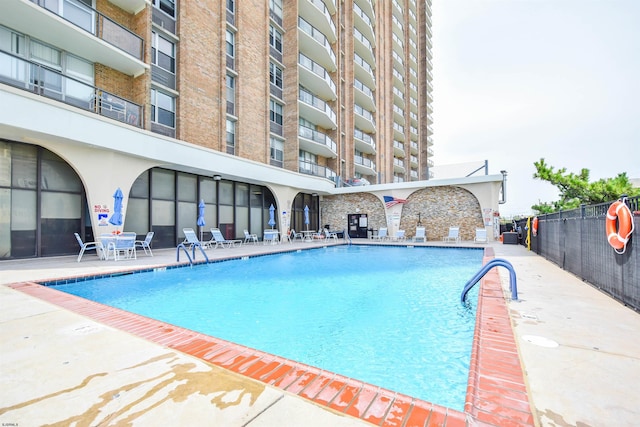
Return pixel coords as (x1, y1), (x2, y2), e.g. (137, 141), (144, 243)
(304, 205), (310, 231)
(197, 199), (206, 241)
(108, 187), (123, 227)
(268, 204), (276, 229)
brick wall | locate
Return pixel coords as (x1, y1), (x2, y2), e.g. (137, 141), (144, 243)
(321, 186), (484, 241)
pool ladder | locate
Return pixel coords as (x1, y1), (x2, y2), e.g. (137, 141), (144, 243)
(176, 242), (209, 265)
(343, 228), (352, 245)
(460, 258), (518, 305)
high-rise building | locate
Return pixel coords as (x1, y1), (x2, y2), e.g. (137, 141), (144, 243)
(0, 0), (442, 258)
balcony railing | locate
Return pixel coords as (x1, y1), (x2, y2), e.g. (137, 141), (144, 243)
(298, 16), (336, 66)
(355, 155), (376, 171)
(299, 161), (337, 181)
(299, 124), (337, 153)
(0, 50), (142, 127)
(299, 87), (337, 124)
(299, 53), (337, 95)
(30, 0), (144, 60)
(354, 128), (375, 150)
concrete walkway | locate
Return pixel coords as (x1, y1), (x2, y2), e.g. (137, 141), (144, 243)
(1, 240), (639, 426)
(492, 243), (640, 427)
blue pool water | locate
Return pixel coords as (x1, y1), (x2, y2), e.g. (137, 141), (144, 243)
(53, 245), (483, 410)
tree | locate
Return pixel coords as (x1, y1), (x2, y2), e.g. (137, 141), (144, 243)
(532, 158), (640, 214)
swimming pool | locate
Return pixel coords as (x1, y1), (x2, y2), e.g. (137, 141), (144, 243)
(52, 245), (483, 411)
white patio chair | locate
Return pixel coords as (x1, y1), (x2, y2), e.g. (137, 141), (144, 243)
(243, 229), (259, 245)
(413, 227), (426, 242)
(74, 233), (105, 262)
(443, 226), (460, 243)
(474, 228), (488, 243)
(135, 231), (154, 256)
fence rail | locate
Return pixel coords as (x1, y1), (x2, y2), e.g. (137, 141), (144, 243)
(514, 196), (639, 311)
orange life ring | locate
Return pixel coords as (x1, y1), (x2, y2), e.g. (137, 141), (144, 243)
(606, 201), (633, 252)
(531, 217), (539, 236)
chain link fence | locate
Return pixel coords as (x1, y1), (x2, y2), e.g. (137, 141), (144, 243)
(514, 196), (639, 311)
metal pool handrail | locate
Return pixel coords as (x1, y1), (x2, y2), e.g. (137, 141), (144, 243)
(176, 243), (209, 264)
(460, 258), (518, 304)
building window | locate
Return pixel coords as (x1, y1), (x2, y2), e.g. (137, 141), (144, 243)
(152, 31), (175, 74)
(226, 119), (235, 154)
(151, 88), (175, 128)
(269, 62), (283, 89)
(226, 74), (235, 113)
(269, 0), (283, 20)
(270, 137), (284, 167)
(153, 0), (176, 18)
(269, 100), (283, 125)
(269, 25), (282, 53)
(226, 30), (235, 58)
(226, 0), (234, 13)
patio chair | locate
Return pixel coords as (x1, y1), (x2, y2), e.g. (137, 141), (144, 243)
(74, 232), (105, 262)
(135, 231), (154, 256)
(443, 226), (460, 243)
(325, 229), (339, 241)
(209, 228), (242, 248)
(373, 227), (388, 241)
(290, 229), (304, 242)
(413, 226), (426, 242)
(107, 233), (137, 261)
(393, 230), (406, 241)
(183, 228), (208, 249)
(243, 229), (259, 245)
(474, 228), (488, 243)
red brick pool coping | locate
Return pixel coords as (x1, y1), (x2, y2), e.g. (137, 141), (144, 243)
(9, 246), (534, 426)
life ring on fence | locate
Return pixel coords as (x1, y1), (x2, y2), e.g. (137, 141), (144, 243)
(605, 200), (634, 253)
(531, 217), (539, 236)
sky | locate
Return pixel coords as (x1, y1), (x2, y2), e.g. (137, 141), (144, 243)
(431, 0), (640, 217)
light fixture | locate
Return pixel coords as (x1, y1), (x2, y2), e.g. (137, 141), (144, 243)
(213, 175), (221, 181)
(312, 193), (318, 197)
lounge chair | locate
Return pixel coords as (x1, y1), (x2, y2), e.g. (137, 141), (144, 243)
(183, 228), (208, 249)
(443, 226), (460, 243)
(474, 228), (488, 243)
(393, 230), (406, 241)
(373, 227), (388, 241)
(135, 231), (154, 256)
(209, 228), (242, 248)
(243, 229), (259, 244)
(74, 232), (105, 262)
(324, 229), (338, 241)
(413, 226), (426, 242)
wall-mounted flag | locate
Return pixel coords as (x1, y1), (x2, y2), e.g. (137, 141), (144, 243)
(384, 196), (407, 208)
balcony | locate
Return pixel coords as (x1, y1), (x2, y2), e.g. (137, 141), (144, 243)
(410, 155), (418, 167)
(3, 0), (147, 77)
(299, 0), (337, 43)
(354, 103), (376, 133)
(353, 2), (375, 43)
(354, 53), (375, 88)
(393, 140), (405, 157)
(299, 160), (337, 182)
(354, 79), (376, 112)
(393, 122), (405, 141)
(393, 157), (406, 173)
(354, 154), (376, 176)
(410, 141), (419, 154)
(354, 0), (375, 23)
(354, 128), (376, 155)
(0, 50), (143, 127)
(299, 53), (337, 101)
(299, 17), (336, 72)
(354, 27), (375, 65)
(299, 87), (337, 129)
(298, 124), (337, 158)
(392, 104), (405, 124)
